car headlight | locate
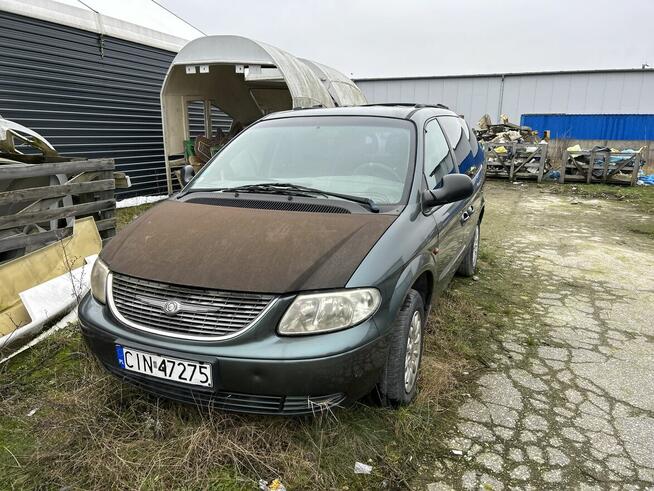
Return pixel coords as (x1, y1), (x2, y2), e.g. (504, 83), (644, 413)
(90, 258), (110, 304)
(278, 288), (381, 335)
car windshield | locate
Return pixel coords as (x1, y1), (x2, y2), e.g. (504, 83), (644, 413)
(188, 116), (415, 205)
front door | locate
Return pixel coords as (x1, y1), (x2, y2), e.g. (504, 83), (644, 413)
(437, 116), (483, 248)
(423, 118), (465, 288)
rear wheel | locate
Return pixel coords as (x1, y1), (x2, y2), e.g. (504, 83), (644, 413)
(378, 289), (425, 406)
(457, 223), (480, 277)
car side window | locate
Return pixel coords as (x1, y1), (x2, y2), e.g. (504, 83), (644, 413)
(424, 119), (455, 189)
(438, 116), (482, 176)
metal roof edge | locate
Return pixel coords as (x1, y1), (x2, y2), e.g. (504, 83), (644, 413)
(0, 0), (194, 52)
(354, 67), (654, 82)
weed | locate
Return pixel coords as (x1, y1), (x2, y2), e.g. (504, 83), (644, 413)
(540, 182), (654, 214)
(116, 203), (157, 231)
(0, 190), (538, 489)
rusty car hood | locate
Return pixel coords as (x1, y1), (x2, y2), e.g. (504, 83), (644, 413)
(101, 200), (396, 294)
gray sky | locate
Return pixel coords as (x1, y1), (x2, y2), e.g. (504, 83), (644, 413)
(160, 0), (654, 79)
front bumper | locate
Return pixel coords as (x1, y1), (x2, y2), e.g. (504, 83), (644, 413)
(78, 293), (389, 415)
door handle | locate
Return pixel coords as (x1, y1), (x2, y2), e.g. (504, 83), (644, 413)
(461, 205), (474, 223)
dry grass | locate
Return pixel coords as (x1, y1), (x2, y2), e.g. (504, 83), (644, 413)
(1, 204), (530, 490)
(116, 203), (157, 231)
(540, 182), (654, 215)
(1, 252), (515, 490)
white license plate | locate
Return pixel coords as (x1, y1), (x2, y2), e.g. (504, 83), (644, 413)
(115, 345), (212, 387)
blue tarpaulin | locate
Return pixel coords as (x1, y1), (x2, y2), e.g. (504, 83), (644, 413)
(521, 114), (654, 140)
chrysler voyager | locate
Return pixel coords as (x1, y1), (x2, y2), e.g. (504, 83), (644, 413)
(79, 104), (485, 415)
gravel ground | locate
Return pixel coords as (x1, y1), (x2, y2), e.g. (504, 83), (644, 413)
(429, 183), (654, 490)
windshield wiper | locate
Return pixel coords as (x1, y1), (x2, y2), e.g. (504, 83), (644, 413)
(220, 183), (317, 198)
(220, 183), (380, 213)
(179, 183), (314, 199)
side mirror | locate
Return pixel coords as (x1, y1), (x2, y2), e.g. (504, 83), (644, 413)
(180, 164), (195, 187)
(422, 173), (474, 207)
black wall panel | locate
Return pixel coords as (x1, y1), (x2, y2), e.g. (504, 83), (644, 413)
(0, 10), (230, 197)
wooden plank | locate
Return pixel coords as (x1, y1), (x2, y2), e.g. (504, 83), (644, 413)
(0, 179), (115, 206)
(0, 153), (81, 165)
(513, 148), (539, 176)
(586, 150), (595, 184)
(569, 154), (586, 174)
(0, 227), (73, 254)
(630, 151), (641, 186)
(537, 143), (548, 183)
(0, 158), (114, 179)
(0, 199), (115, 231)
(607, 154), (635, 176)
(97, 170), (116, 241)
(95, 218), (116, 232)
(113, 171), (131, 189)
(560, 151), (568, 183)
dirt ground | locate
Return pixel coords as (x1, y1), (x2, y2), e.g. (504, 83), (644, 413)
(1, 181), (653, 490)
(429, 182), (654, 489)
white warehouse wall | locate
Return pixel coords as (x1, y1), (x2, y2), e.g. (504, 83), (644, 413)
(356, 69), (654, 125)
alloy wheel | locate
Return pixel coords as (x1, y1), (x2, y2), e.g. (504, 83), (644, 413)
(404, 310), (422, 393)
(472, 225), (479, 269)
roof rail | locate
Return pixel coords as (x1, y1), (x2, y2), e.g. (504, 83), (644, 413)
(292, 104), (324, 111)
(361, 102), (451, 110)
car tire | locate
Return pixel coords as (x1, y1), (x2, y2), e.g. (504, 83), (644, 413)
(378, 289), (425, 406)
(457, 222), (480, 277)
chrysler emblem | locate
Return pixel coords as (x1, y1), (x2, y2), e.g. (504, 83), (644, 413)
(136, 295), (221, 315)
(162, 300), (181, 316)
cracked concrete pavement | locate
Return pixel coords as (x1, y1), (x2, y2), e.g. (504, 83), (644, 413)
(430, 184), (654, 490)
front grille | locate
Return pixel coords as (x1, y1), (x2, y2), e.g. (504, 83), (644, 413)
(109, 273), (275, 340)
(104, 362), (346, 415)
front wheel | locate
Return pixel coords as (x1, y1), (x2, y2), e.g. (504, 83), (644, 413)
(457, 223), (480, 277)
(378, 289), (425, 406)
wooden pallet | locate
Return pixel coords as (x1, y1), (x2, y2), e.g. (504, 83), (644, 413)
(559, 149), (642, 185)
(483, 142), (550, 182)
(0, 158), (116, 262)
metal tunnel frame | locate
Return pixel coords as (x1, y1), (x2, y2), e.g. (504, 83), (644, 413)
(161, 35), (367, 194)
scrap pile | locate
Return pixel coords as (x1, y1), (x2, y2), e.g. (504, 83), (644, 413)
(173, 121), (244, 186)
(560, 144), (645, 186)
(0, 117), (123, 351)
(474, 114), (541, 144)
(476, 114), (551, 182)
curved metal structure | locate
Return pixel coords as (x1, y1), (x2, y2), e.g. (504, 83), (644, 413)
(161, 35), (367, 193)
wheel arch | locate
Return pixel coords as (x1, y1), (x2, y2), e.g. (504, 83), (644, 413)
(384, 253), (435, 334)
(478, 204), (485, 224)
(410, 270), (434, 313)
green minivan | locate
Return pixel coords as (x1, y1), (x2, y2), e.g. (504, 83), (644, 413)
(80, 104), (485, 414)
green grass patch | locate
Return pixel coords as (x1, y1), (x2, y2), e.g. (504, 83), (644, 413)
(0, 194), (542, 489)
(116, 203), (156, 231)
(628, 222), (654, 237)
(540, 182), (654, 214)
(0, 235), (536, 489)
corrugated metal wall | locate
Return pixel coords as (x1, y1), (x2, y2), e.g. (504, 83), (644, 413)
(0, 10), (230, 197)
(521, 114), (654, 140)
(501, 72), (654, 121)
(360, 76), (502, 123)
(356, 70), (654, 127)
